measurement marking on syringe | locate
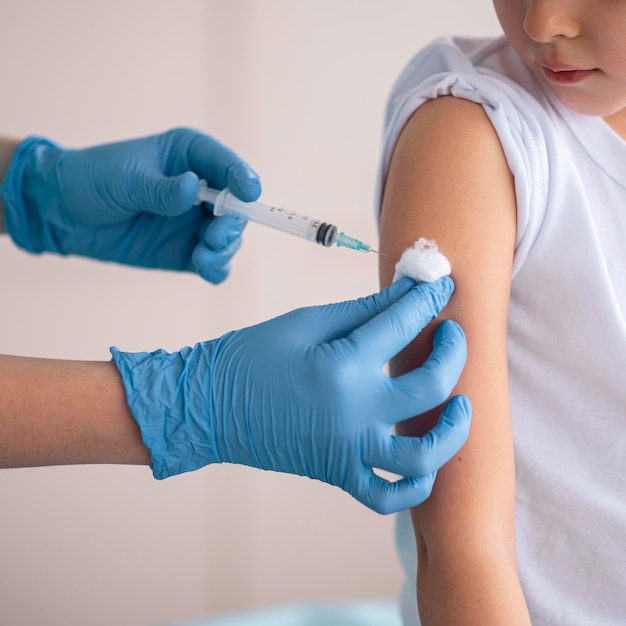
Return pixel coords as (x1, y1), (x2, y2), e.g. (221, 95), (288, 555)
(196, 182), (383, 253)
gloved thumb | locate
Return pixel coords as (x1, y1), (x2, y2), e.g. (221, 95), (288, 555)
(348, 276), (455, 360)
(321, 276), (453, 339)
(320, 277), (416, 327)
(135, 170), (199, 217)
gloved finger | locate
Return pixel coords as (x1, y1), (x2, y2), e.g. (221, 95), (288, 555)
(355, 471), (438, 515)
(364, 395), (472, 477)
(192, 235), (243, 269)
(189, 134), (261, 202)
(226, 163), (262, 202)
(196, 262), (232, 285)
(384, 320), (468, 421)
(349, 277), (455, 364)
(132, 170), (200, 217)
(203, 215), (247, 250)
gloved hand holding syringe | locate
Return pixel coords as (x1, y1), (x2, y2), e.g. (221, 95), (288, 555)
(196, 181), (388, 256)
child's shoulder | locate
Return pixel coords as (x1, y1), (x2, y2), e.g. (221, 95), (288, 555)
(387, 35), (547, 120)
(401, 35), (511, 77)
(378, 36), (554, 277)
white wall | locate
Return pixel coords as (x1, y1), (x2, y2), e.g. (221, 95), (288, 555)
(0, 2), (501, 625)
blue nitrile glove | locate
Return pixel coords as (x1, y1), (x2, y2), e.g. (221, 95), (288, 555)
(0, 128), (261, 283)
(112, 276), (471, 514)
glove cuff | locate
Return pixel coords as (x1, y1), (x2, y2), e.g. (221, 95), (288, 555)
(0, 136), (67, 254)
(111, 344), (222, 479)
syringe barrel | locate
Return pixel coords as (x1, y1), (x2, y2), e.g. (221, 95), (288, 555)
(212, 188), (337, 246)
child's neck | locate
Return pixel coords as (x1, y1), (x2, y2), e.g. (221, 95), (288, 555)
(604, 109), (626, 141)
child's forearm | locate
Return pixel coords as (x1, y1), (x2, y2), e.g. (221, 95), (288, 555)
(0, 354), (151, 469)
(415, 536), (531, 624)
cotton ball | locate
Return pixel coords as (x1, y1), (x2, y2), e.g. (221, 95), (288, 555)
(393, 238), (451, 283)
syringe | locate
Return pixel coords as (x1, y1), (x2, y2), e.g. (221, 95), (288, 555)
(195, 181), (387, 256)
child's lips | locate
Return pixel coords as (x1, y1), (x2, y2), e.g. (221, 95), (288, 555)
(539, 63), (597, 85)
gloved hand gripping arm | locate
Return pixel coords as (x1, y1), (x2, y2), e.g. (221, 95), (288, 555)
(0, 129), (260, 283)
(112, 276), (470, 514)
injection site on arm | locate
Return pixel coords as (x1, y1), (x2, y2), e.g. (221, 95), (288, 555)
(393, 238), (452, 283)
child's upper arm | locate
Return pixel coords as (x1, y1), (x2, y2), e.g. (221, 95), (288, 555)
(378, 96), (531, 624)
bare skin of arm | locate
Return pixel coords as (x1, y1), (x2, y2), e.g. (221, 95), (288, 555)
(0, 355), (150, 469)
(379, 97), (531, 624)
(0, 136), (21, 233)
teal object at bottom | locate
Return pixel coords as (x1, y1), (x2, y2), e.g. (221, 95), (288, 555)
(169, 600), (402, 626)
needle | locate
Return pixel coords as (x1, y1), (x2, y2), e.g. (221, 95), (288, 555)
(370, 249), (390, 258)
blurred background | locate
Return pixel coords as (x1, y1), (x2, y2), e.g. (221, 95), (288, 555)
(0, 2), (500, 625)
